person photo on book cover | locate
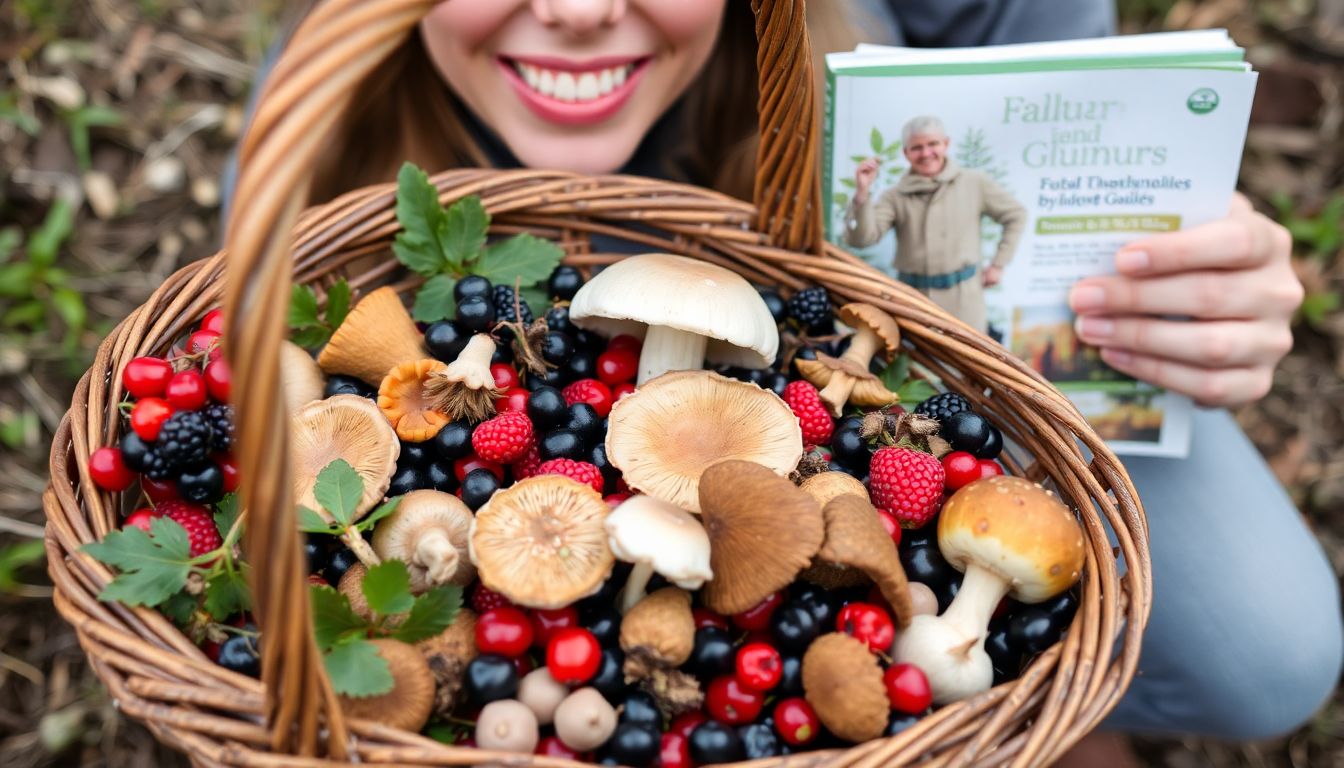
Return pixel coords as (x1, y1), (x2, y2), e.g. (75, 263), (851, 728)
(842, 115), (1027, 333)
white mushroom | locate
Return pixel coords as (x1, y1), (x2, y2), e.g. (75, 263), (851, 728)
(604, 495), (713, 613)
(371, 490), (475, 592)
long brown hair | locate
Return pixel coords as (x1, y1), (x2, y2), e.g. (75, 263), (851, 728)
(306, 3), (861, 206)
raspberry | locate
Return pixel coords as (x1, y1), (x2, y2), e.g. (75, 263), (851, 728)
(471, 411), (534, 464)
(203, 403), (234, 453)
(512, 441), (542, 480)
(472, 583), (514, 614)
(536, 458), (604, 494)
(158, 500), (223, 557)
(913, 392), (972, 423)
(561, 378), (614, 417)
(786, 286), (830, 329)
(868, 446), (945, 528)
(782, 380), (834, 446)
(155, 411), (213, 470)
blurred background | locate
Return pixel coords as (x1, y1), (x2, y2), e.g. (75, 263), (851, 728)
(0, 0), (1340, 765)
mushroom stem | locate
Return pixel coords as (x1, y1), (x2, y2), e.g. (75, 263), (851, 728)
(817, 327), (882, 416)
(893, 561), (1006, 703)
(637, 326), (709, 385)
(941, 562), (1009, 635)
(618, 562), (655, 614)
(414, 529), (460, 585)
(341, 528), (382, 569)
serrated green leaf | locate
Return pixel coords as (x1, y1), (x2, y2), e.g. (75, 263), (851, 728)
(393, 163), (449, 277)
(309, 585), (368, 650)
(161, 591), (198, 625)
(214, 494), (242, 541)
(356, 496), (401, 533)
(325, 279), (351, 328)
(870, 127), (884, 154)
(474, 234), (566, 290)
(442, 195), (489, 268)
(877, 354), (910, 391)
(323, 638), (394, 697)
(897, 378), (937, 406)
(392, 584), (463, 644)
(204, 567), (252, 619)
(298, 505), (336, 534)
(313, 459), (363, 527)
(83, 518), (193, 607)
(288, 284), (320, 328)
(51, 287), (85, 332)
(290, 325), (332, 350)
(360, 560), (415, 617)
(29, 198), (73, 267)
(412, 274), (458, 323)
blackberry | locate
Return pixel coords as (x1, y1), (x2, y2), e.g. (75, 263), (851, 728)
(155, 411), (213, 469)
(492, 285), (535, 326)
(203, 403), (234, 453)
(141, 449), (176, 481)
(786, 286), (830, 328)
(913, 392), (972, 423)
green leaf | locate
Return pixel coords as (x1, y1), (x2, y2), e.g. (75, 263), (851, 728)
(360, 560), (415, 617)
(0, 540), (46, 593)
(0, 262), (35, 298)
(28, 198), (73, 267)
(213, 494), (242, 542)
(392, 584), (463, 644)
(290, 324), (332, 350)
(897, 378), (938, 406)
(870, 127), (884, 154)
(412, 273), (458, 323)
(288, 284), (321, 328)
(323, 638), (394, 697)
(161, 591), (198, 625)
(297, 505), (337, 534)
(474, 234), (566, 289)
(325, 279), (351, 329)
(313, 459), (363, 527)
(442, 195), (489, 268)
(3, 300), (46, 328)
(356, 496), (401, 533)
(51, 287), (85, 332)
(309, 585), (368, 650)
(204, 567), (252, 619)
(82, 518), (194, 607)
(393, 163), (449, 277)
(517, 282), (552, 321)
(877, 354), (910, 391)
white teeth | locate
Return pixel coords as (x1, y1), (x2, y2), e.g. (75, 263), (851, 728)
(523, 65), (539, 89)
(614, 66), (627, 86)
(513, 62), (636, 102)
(554, 72), (576, 101)
(598, 69), (614, 95)
(576, 72), (599, 100)
(537, 69), (555, 97)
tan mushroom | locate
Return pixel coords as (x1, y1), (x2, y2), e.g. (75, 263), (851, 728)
(801, 633), (889, 743)
(698, 460), (824, 615)
(475, 699), (540, 753)
(371, 490), (475, 593)
(469, 475), (614, 609)
(423, 334), (502, 423)
(606, 371), (803, 513)
(518, 667), (569, 726)
(795, 303), (901, 416)
(621, 587), (695, 680)
(317, 286), (427, 386)
(416, 608), (478, 717)
(798, 472), (873, 590)
(554, 688), (618, 752)
(338, 563), (375, 622)
(813, 494), (914, 628)
(337, 638), (435, 733)
(280, 340), (325, 415)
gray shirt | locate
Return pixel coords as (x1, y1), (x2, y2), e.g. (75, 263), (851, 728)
(851, 0), (1115, 46)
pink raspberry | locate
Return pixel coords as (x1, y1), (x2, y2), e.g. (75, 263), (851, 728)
(536, 459), (604, 495)
(868, 446), (945, 528)
(471, 410), (534, 464)
(783, 380), (834, 446)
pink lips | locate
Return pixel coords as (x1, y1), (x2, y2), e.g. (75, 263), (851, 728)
(499, 56), (648, 127)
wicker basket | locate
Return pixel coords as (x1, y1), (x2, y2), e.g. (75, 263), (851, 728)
(44, 0), (1151, 765)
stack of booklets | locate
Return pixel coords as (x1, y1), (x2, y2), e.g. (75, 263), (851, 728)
(824, 30), (1259, 457)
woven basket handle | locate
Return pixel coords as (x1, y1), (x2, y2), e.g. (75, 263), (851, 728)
(223, 0), (819, 756)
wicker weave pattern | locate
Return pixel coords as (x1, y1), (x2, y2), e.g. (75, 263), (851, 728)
(44, 0), (1152, 765)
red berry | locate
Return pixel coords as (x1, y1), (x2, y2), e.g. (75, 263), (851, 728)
(536, 736), (581, 759)
(942, 451), (981, 491)
(670, 710), (708, 739)
(187, 329), (222, 360)
(130, 398), (175, 441)
(471, 583), (514, 614)
(612, 382), (636, 402)
(215, 454), (240, 492)
(307, 574), (329, 587)
(595, 348), (638, 385)
(200, 308), (225, 335)
(203, 360), (231, 402)
(693, 608), (729, 631)
(604, 492), (631, 507)
(141, 475), (179, 502)
(561, 378), (614, 417)
(165, 369), (208, 410)
(836, 602), (895, 653)
(706, 675), (764, 725)
(511, 441), (542, 481)
(495, 387), (530, 413)
(783, 380), (834, 446)
(471, 411), (534, 464)
(732, 591), (784, 631)
(607, 334), (642, 354)
(735, 642), (783, 692)
(546, 628), (601, 684)
(89, 447), (137, 491)
(476, 606), (534, 658)
(513, 653), (535, 678)
(454, 455), (505, 483)
(122, 357), (173, 398)
(124, 507), (159, 532)
(158, 500), (222, 557)
(869, 446), (945, 528)
(490, 363), (520, 391)
(977, 459), (1004, 479)
(876, 509), (902, 547)
(884, 663), (933, 714)
(659, 733), (691, 768)
(530, 606), (579, 648)
(774, 697), (820, 746)
(535, 458), (603, 494)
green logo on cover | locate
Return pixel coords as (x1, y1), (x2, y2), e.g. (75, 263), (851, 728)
(1187, 88), (1219, 115)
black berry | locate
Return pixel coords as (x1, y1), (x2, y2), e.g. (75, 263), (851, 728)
(757, 288), (787, 324)
(426, 461), (455, 493)
(388, 465), (421, 496)
(202, 403), (234, 453)
(573, 329), (604, 354)
(177, 462), (225, 504)
(424, 321), (470, 363)
(739, 722), (782, 759)
(539, 429), (586, 461)
(492, 285), (534, 326)
(685, 627), (735, 680)
(465, 654), (519, 706)
(1007, 606), (1062, 655)
(565, 403), (603, 445)
(589, 647), (630, 702)
(776, 655), (803, 697)
(398, 441), (431, 469)
(689, 722), (744, 765)
(1042, 590), (1079, 625)
(769, 601), (821, 656)
(762, 371), (789, 398)
(432, 420), (474, 461)
(791, 583), (840, 630)
(914, 392), (972, 422)
(577, 562), (632, 615)
(616, 690), (662, 728)
(526, 386), (568, 430)
(155, 411), (213, 469)
(541, 331), (574, 366)
(985, 623), (1021, 682)
(454, 275), (492, 303)
(304, 536), (327, 575)
(602, 723), (660, 767)
(886, 712), (920, 737)
(563, 349), (597, 383)
(526, 369), (566, 390)
(324, 547), (359, 584)
(590, 443), (620, 491)
(786, 286), (830, 329)
(455, 295), (496, 334)
(584, 606), (622, 648)
(460, 468), (500, 510)
(900, 545), (956, 592)
(324, 374), (376, 400)
(941, 411), (992, 455)
(217, 634), (261, 677)
(548, 265), (585, 301)
(545, 305), (574, 335)
(830, 416), (872, 471)
(977, 424), (1004, 459)
(120, 432), (151, 472)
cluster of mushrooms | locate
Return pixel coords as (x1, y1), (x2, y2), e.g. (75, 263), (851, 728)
(269, 253), (1088, 748)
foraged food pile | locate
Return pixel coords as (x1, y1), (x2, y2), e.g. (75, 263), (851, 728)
(81, 166), (1086, 766)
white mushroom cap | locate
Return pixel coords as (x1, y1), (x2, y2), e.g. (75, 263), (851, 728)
(606, 496), (713, 590)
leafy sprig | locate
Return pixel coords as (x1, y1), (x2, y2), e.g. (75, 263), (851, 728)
(876, 354), (937, 407)
(297, 459), (398, 565)
(288, 278), (351, 349)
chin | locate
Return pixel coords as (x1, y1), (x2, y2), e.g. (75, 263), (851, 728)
(506, 131), (645, 176)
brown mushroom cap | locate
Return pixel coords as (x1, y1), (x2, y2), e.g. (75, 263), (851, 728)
(291, 395), (399, 522)
(317, 286), (428, 386)
(799, 471), (868, 506)
(801, 633), (889, 743)
(338, 563), (374, 622)
(698, 460), (824, 615)
(797, 472), (874, 589)
(371, 489), (475, 592)
(337, 638), (435, 733)
(621, 587), (696, 679)
(416, 608), (478, 718)
(469, 475), (614, 609)
(837, 303), (901, 358)
(938, 476), (1085, 603)
(815, 494), (914, 628)
(606, 371), (803, 513)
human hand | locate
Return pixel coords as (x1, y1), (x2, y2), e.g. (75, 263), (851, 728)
(1068, 194), (1302, 407)
(982, 265), (1003, 288)
(854, 157), (880, 203)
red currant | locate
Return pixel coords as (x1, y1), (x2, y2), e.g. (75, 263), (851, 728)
(89, 447), (137, 491)
(693, 608), (729, 631)
(187, 329), (223, 360)
(836, 602), (896, 653)
(546, 628), (601, 685)
(536, 736), (581, 759)
(495, 387), (529, 413)
(562, 378), (614, 418)
(659, 732), (691, 768)
(735, 642), (783, 692)
(529, 606), (579, 648)
(876, 509), (903, 547)
(942, 451), (982, 491)
(455, 455), (505, 482)
(977, 459), (1004, 479)
(604, 492), (631, 507)
(124, 507), (159, 532)
(705, 675), (764, 725)
(122, 356), (173, 398)
(200, 308), (226, 335)
(669, 710), (707, 739)
(595, 348), (638, 385)
(165, 369), (208, 411)
(513, 654), (535, 678)
(607, 334), (642, 354)
(883, 663), (933, 714)
(215, 454), (240, 493)
(490, 363), (520, 391)
(774, 697), (820, 746)
(130, 398), (175, 441)
(475, 606), (534, 658)
(203, 360), (231, 402)
(612, 382), (636, 402)
(141, 475), (179, 503)
(732, 591), (784, 632)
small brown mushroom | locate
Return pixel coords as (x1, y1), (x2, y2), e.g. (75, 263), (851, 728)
(379, 358), (453, 442)
(620, 587), (695, 680)
(317, 286), (428, 386)
(698, 460), (824, 615)
(280, 340), (325, 415)
(337, 638), (435, 733)
(475, 699), (540, 754)
(371, 490), (475, 593)
(423, 334), (502, 423)
(814, 494), (914, 628)
(801, 633), (889, 743)
(518, 667), (570, 726)
(338, 562), (375, 622)
(794, 303), (902, 416)
(798, 472), (873, 590)
(553, 687), (618, 752)
(416, 608), (477, 717)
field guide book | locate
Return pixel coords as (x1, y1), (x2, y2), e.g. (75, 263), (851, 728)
(823, 30), (1258, 457)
